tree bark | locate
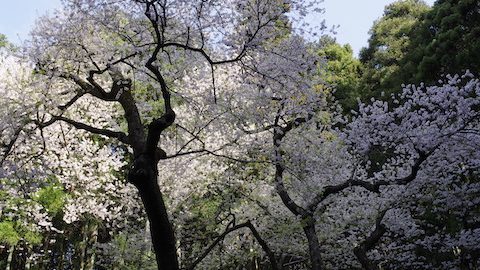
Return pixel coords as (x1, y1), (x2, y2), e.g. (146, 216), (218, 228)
(353, 210), (387, 270)
(84, 223), (98, 270)
(302, 216), (323, 270)
(75, 222), (88, 270)
(5, 246), (13, 270)
(272, 118), (325, 270)
(129, 155), (179, 270)
(57, 233), (66, 270)
(24, 244), (32, 270)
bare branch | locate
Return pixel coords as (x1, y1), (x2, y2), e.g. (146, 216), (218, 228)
(353, 209), (388, 270)
(307, 148), (433, 213)
(272, 110), (312, 217)
(37, 116), (130, 145)
(0, 126), (24, 167)
(186, 220), (278, 270)
(161, 42), (247, 65)
(143, 1), (176, 157)
(57, 90), (86, 111)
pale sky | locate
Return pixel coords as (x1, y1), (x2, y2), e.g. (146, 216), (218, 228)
(320, 0), (435, 56)
(0, 0), (435, 57)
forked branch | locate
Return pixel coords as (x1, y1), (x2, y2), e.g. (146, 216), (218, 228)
(186, 220), (278, 270)
(353, 209), (388, 270)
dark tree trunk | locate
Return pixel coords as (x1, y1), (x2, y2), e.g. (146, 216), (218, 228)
(11, 242), (27, 270)
(302, 216), (323, 270)
(115, 72), (179, 269)
(353, 210), (387, 270)
(273, 120), (325, 269)
(129, 154), (179, 270)
(353, 246), (380, 270)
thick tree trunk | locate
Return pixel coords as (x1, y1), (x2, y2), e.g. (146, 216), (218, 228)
(353, 246), (380, 270)
(129, 155), (179, 270)
(353, 210), (387, 270)
(302, 216), (323, 270)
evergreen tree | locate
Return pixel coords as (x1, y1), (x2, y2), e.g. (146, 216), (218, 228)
(359, 0), (430, 98)
(316, 36), (363, 113)
(401, 0), (480, 84)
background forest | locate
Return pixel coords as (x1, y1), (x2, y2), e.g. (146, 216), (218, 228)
(0, 0), (479, 269)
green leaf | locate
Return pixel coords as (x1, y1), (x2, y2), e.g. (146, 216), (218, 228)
(34, 184), (67, 215)
(0, 221), (21, 246)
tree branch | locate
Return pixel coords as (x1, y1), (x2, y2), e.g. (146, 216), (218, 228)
(353, 209), (388, 270)
(56, 71), (116, 101)
(186, 220), (278, 270)
(57, 90), (86, 110)
(0, 126), (24, 167)
(160, 42), (247, 65)
(37, 116), (130, 145)
(307, 147), (435, 213)
(272, 112), (312, 217)
(143, 1), (176, 157)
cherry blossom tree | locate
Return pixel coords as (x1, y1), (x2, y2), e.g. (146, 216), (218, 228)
(1, 47), (148, 269)
(346, 74), (480, 269)
(13, 0), (322, 269)
(155, 60), (480, 269)
(2, 0), (479, 269)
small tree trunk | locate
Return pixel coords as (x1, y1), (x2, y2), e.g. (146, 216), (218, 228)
(302, 216), (323, 270)
(5, 246), (13, 270)
(24, 244), (32, 270)
(57, 234), (66, 270)
(36, 232), (50, 270)
(74, 222), (88, 270)
(136, 220), (152, 269)
(84, 223), (98, 270)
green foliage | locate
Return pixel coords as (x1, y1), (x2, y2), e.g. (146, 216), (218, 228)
(0, 221), (42, 246)
(20, 227), (43, 245)
(0, 221), (21, 246)
(359, 0), (430, 99)
(0, 205), (44, 246)
(107, 232), (157, 270)
(188, 180), (244, 229)
(0, 34), (7, 48)
(316, 36), (363, 113)
(132, 83), (165, 120)
(34, 184), (67, 215)
(361, 0), (480, 97)
(0, 178), (51, 246)
(0, 187), (8, 202)
(400, 0), (480, 84)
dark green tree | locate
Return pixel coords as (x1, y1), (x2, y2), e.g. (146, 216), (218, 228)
(359, 0), (430, 99)
(401, 0), (480, 84)
(316, 36), (363, 113)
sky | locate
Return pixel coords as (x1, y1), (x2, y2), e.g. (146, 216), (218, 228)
(0, 0), (435, 57)
(0, 0), (62, 44)
(320, 0), (435, 56)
